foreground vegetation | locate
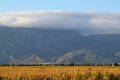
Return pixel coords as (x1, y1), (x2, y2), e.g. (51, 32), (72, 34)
(0, 66), (120, 80)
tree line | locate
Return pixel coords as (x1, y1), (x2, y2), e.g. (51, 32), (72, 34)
(0, 63), (119, 66)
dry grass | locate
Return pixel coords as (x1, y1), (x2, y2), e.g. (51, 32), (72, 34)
(0, 66), (120, 80)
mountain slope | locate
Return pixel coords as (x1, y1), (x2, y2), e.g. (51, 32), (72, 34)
(0, 26), (120, 64)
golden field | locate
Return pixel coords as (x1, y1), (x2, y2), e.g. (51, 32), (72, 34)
(0, 66), (120, 80)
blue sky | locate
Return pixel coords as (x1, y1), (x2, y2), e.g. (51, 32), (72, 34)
(0, 0), (120, 12)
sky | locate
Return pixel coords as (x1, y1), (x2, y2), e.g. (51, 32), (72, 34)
(0, 0), (120, 12)
(0, 0), (120, 35)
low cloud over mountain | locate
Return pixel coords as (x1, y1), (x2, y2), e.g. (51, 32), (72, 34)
(0, 11), (120, 35)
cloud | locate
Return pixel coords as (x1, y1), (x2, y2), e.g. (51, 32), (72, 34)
(0, 11), (120, 35)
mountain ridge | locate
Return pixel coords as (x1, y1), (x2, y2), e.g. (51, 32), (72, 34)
(0, 26), (120, 64)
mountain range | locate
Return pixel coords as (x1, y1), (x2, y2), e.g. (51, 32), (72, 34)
(0, 26), (120, 64)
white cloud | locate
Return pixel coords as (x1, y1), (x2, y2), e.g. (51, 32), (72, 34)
(0, 11), (120, 35)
